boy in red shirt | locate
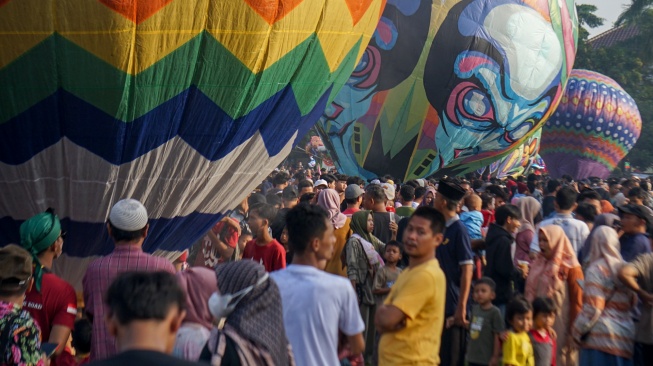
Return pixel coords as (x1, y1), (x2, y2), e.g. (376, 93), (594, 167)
(243, 204), (286, 272)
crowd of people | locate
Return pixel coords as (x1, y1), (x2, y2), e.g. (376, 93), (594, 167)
(2, 163), (653, 366)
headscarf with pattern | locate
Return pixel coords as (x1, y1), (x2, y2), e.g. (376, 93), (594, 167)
(349, 210), (385, 266)
(19, 210), (61, 292)
(214, 260), (290, 366)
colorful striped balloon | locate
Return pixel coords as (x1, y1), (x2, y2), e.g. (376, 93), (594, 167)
(540, 69), (642, 179)
(0, 0), (384, 288)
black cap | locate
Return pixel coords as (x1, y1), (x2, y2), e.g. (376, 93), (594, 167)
(248, 193), (267, 210)
(437, 179), (466, 201)
(282, 186), (298, 200)
(618, 204), (653, 224)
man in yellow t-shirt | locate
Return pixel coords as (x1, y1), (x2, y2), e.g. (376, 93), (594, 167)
(375, 206), (447, 365)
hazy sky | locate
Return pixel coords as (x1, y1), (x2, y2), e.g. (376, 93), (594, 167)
(580, 0), (632, 37)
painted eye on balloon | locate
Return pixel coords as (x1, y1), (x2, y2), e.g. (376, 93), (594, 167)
(461, 88), (494, 120)
(447, 83), (495, 127)
(353, 47), (381, 89)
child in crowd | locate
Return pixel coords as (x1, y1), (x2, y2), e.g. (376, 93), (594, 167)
(529, 298), (556, 366)
(72, 318), (92, 365)
(373, 240), (403, 306)
(462, 194), (486, 278)
(461, 194), (484, 240)
(243, 204), (286, 272)
(503, 296), (534, 366)
(480, 192), (496, 232)
(372, 240), (402, 366)
(465, 277), (504, 366)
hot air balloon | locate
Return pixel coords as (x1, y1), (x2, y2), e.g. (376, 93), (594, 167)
(317, 0), (577, 181)
(479, 129), (542, 179)
(0, 0), (384, 288)
(540, 69), (642, 179)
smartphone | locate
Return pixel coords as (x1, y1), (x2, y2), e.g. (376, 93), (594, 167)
(41, 343), (58, 358)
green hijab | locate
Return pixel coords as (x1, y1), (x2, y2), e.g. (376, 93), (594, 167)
(350, 210), (384, 250)
(19, 211), (61, 292)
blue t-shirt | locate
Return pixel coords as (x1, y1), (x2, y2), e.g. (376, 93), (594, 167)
(620, 233), (652, 262)
(460, 211), (484, 240)
(436, 217), (474, 316)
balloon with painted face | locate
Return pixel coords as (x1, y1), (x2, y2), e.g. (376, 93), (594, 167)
(479, 129), (542, 179)
(540, 69), (642, 179)
(0, 0), (384, 288)
(318, 0), (577, 181)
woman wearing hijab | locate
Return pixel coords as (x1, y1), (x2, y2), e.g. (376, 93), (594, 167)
(525, 225), (584, 366)
(572, 226), (636, 366)
(201, 260), (293, 365)
(174, 267), (218, 361)
(419, 187), (437, 208)
(578, 214), (621, 269)
(344, 210), (385, 363)
(318, 189), (352, 277)
(515, 197), (542, 267)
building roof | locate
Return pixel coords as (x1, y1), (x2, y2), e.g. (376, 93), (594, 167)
(588, 25), (640, 49)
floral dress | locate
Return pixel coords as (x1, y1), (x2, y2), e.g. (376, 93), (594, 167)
(0, 302), (44, 366)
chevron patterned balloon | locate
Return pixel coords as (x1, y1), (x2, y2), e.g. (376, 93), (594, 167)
(540, 69), (642, 179)
(0, 0), (383, 288)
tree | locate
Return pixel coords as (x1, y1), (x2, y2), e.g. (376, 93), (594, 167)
(575, 4), (604, 69)
(574, 5), (653, 171)
(616, 0), (653, 26)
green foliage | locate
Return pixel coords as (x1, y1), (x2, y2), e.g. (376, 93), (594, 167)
(575, 5), (653, 171)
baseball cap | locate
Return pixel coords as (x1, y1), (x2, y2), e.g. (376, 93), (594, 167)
(345, 184), (365, 199)
(248, 193), (267, 210)
(0, 244), (33, 292)
(618, 204), (653, 224)
(109, 199), (148, 231)
(282, 186), (298, 200)
(314, 179), (328, 188)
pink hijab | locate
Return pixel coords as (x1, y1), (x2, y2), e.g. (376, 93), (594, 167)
(516, 197), (541, 233)
(318, 189), (348, 229)
(525, 225), (581, 304)
(176, 267), (218, 329)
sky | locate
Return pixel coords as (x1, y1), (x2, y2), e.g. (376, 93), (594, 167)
(580, 0), (632, 38)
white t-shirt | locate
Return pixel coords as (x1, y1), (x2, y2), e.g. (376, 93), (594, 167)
(529, 213), (590, 254)
(271, 264), (364, 366)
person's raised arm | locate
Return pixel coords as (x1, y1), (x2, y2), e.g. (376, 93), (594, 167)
(207, 230), (235, 261)
(619, 263), (653, 306)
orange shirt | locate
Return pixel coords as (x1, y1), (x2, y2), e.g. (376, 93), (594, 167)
(324, 218), (351, 277)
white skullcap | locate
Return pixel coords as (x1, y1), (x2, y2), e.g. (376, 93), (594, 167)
(109, 199), (148, 231)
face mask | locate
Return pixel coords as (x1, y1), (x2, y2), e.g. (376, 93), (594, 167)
(208, 272), (269, 321)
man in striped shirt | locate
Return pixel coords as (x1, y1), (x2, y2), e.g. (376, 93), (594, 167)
(83, 199), (175, 361)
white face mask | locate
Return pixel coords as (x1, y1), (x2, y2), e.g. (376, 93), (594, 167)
(208, 273), (269, 321)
